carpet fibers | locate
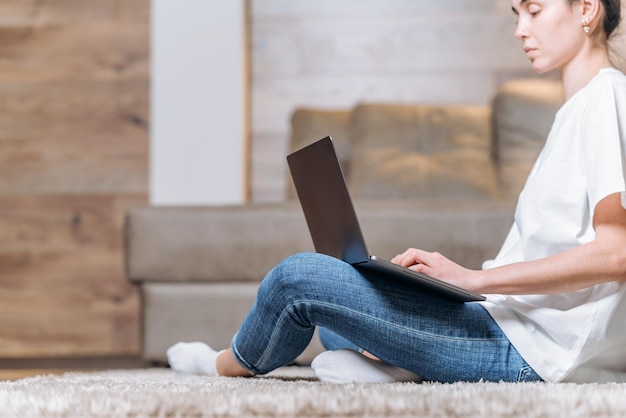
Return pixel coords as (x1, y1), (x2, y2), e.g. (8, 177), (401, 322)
(1, 368), (626, 417)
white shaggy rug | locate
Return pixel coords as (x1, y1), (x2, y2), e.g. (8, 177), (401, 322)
(1, 368), (626, 417)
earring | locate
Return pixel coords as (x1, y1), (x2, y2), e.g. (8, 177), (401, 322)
(582, 17), (591, 33)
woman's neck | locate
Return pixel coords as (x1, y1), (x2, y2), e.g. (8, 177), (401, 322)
(560, 46), (613, 100)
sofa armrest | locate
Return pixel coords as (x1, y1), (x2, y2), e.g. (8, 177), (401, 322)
(125, 203), (313, 283)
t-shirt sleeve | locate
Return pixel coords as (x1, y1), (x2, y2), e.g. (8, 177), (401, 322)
(580, 77), (626, 213)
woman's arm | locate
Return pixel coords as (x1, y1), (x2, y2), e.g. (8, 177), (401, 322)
(392, 192), (626, 295)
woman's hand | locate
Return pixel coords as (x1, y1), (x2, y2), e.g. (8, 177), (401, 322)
(391, 248), (481, 291)
(390, 193), (626, 295)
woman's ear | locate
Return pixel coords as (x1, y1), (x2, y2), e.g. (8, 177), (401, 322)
(580, 0), (602, 30)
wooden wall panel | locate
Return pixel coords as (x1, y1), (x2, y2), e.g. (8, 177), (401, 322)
(0, 23), (148, 80)
(0, 78), (148, 194)
(0, 0), (148, 357)
(0, 195), (143, 357)
(0, 1), (148, 23)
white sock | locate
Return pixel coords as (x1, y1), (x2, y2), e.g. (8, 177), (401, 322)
(311, 349), (422, 384)
(166, 342), (224, 376)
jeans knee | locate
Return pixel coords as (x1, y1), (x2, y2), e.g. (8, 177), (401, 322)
(260, 252), (316, 296)
(276, 252), (317, 276)
(259, 252), (344, 303)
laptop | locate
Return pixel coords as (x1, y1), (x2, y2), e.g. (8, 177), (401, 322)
(287, 136), (485, 303)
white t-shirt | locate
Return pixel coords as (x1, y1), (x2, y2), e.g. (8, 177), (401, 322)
(481, 67), (626, 383)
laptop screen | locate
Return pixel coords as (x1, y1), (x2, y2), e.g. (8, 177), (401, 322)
(287, 136), (369, 264)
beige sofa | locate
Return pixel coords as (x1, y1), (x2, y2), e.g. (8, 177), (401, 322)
(125, 78), (564, 365)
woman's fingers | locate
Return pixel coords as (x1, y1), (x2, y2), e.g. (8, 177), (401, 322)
(392, 248), (477, 290)
(392, 248), (463, 281)
(391, 248), (432, 268)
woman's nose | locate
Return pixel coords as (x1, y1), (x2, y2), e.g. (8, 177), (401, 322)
(515, 19), (528, 39)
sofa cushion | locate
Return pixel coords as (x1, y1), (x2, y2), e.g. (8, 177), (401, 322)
(491, 78), (564, 198)
(288, 108), (351, 198)
(348, 103), (499, 200)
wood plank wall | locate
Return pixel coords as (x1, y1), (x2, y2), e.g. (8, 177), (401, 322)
(247, 1), (544, 202)
(0, 1), (148, 357)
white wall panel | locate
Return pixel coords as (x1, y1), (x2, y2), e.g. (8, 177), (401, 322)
(151, 0), (247, 206)
(252, 16), (527, 77)
(251, 0), (497, 17)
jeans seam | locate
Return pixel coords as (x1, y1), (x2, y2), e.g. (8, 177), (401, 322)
(253, 303), (305, 372)
(517, 366), (530, 382)
(231, 333), (258, 375)
(296, 299), (509, 344)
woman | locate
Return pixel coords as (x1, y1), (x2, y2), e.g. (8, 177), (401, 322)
(168, 0), (626, 383)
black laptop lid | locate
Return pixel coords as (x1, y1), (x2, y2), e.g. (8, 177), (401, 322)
(287, 136), (369, 264)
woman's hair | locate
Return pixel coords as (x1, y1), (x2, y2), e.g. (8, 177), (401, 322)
(569, 0), (622, 39)
(600, 0), (622, 39)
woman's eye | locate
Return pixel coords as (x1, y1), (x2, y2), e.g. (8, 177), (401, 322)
(528, 6), (541, 16)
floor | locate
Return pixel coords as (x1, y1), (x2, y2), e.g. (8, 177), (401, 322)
(0, 356), (146, 381)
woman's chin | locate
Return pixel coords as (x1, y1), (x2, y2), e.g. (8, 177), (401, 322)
(530, 65), (551, 75)
(530, 59), (556, 75)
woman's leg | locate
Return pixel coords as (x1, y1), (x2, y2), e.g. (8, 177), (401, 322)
(318, 327), (362, 352)
(226, 252), (541, 383)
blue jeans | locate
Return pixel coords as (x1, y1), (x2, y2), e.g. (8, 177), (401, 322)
(231, 252), (542, 383)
